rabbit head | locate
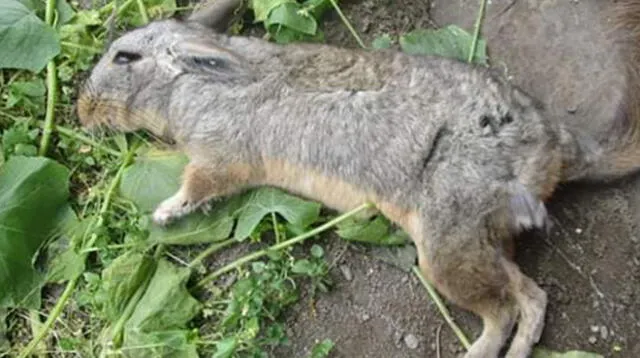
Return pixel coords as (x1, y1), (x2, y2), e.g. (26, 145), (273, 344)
(77, 0), (245, 139)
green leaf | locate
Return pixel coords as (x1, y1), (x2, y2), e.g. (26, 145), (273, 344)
(399, 25), (487, 65)
(101, 251), (157, 319)
(266, 2), (318, 35)
(0, 156), (69, 308)
(0, 0), (61, 72)
(5, 79), (46, 112)
(309, 338), (334, 358)
(212, 337), (238, 358)
(335, 216), (408, 246)
(120, 149), (189, 212)
(46, 205), (87, 283)
(120, 149), (248, 245)
(119, 0), (177, 27)
(17, 0), (74, 25)
(124, 330), (198, 358)
(301, 0), (334, 18)
(122, 259), (201, 358)
(532, 348), (603, 358)
(310, 244), (324, 258)
(291, 259), (315, 275)
(250, 0), (294, 22)
(372, 34), (392, 50)
(234, 188), (321, 241)
(272, 25), (325, 44)
(148, 209), (235, 245)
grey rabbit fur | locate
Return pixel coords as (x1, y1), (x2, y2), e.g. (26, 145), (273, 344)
(77, 0), (640, 357)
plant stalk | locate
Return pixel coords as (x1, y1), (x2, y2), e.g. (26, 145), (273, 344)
(38, 0), (58, 156)
(38, 58), (58, 156)
(18, 276), (79, 358)
(18, 148), (136, 358)
(196, 202), (374, 289)
(328, 0), (366, 49)
(412, 266), (471, 349)
(468, 0), (488, 64)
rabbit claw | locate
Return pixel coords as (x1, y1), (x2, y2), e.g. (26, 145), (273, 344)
(152, 191), (198, 226)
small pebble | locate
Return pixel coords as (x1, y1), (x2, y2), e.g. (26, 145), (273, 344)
(394, 331), (403, 345)
(588, 336), (598, 344)
(401, 275), (409, 283)
(340, 265), (353, 281)
(575, 228), (583, 234)
(591, 325), (600, 333)
(600, 326), (609, 340)
(361, 313), (371, 322)
(404, 334), (419, 349)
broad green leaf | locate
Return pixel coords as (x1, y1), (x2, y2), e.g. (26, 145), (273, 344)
(335, 216), (408, 246)
(18, 0), (75, 27)
(0, 156), (69, 308)
(101, 251), (156, 319)
(125, 259), (201, 331)
(309, 338), (334, 358)
(372, 34), (393, 50)
(124, 329), (198, 358)
(399, 25), (488, 65)
(147, 199), (240, 245)
(120, 149), (188, 212)
(46, 246), (84, 283)
(46, 205), (87, 283)
(266, 2), (318, 35)
(121, 149), (244, 245)
(272, 25), (325, 44)
(212, 337), (238, 358)
(234, 188), (321, 240)
(301, 0), (334, 19)
(532, 348), (603, 358)
(122, 259), (201, 358)
(0, 0), (61, 72)
(250, 0), (294, 22)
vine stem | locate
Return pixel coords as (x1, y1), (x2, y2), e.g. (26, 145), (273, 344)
(328, 0), (366, 49)
(196, 202), (375, 289)
(412, 266), (471, 349)
(135, 0), (149, 24)
(188, 238), (237, 269)
(18, 148), (136, 358)
(49, 124), (122, 157)
(467, 0), (488, 64)
(38, 0), (59, 156)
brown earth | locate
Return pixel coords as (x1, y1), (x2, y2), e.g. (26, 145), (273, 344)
(257, 1), (640, 357)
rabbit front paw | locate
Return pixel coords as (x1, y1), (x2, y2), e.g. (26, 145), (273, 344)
(153, 192), (198, 225)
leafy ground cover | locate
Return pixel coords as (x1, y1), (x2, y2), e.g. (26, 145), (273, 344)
(0, 0), (604, 357)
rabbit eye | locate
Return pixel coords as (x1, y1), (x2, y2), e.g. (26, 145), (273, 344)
(113, 51), (142, 65)
(191, 56), (225, 70)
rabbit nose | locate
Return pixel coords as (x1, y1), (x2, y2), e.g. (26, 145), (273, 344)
(77, 94), (98, 128)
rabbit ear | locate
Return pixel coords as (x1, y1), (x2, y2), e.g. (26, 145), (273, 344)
(168, 39), (253, 79)
(187, 0), (246, 32)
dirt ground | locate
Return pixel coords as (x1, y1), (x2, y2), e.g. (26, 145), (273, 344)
(255, 1), (640, 357)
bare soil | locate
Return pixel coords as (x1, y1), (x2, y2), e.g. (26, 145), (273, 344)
(259, 1), (640, 357)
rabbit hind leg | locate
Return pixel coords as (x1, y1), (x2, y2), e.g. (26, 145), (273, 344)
(413, 232), (534, 358)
